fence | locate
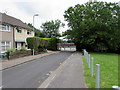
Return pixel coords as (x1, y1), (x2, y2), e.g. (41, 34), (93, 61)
(83, 49), (119, 89)
(83, 49), (100, 88)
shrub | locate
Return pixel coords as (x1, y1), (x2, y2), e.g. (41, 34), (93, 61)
(26, 37), (48, 53)
(41, 38), (58, 51)
(26, 37), (39, 50)
(19, 46), (26, 51)
(6, 48), (16, 53)
(26, 37), (60, 52)
(6, 48), (16, 60)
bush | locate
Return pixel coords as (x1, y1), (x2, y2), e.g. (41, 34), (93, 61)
(26, 37), (39, 50)
(5, 48), (16, 60)
(41, 38), (58, 51)
(26, 37), (48, 53)
(26, 37), (59, 52)
(19, 46), (26, 51)
(6, 48), (16, 53)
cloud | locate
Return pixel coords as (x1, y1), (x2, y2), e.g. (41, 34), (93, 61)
(0, 2), (33, 23)
(0, 0), (119, 33)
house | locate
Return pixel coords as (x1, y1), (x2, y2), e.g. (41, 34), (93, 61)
(0, 13), (34, 53)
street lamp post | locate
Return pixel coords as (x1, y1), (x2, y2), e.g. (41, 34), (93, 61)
(32, 14), (39, 55)
(33, 14), (39, 35)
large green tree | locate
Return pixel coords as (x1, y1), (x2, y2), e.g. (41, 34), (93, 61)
(64, 1), (120, 52)
(41, 19), (64, 38)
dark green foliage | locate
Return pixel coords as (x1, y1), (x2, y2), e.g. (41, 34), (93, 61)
(26, 37), (37, 50)
(26, 37), (58, 51)
(41, 19), (64, 38)
(64, 2), (120, 53)
(59, 40), (68, 43)
(42, 38), (59, 51)
(35, 29), (45, 38)
(26, 37), (48, 53)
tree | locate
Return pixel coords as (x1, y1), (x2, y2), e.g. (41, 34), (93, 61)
(28, 23), (45, 37)
(41, 19), (64, 38)
(64, 1), (120, 52)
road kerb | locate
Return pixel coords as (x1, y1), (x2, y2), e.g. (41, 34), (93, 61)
(38, 52), (74, 88)
(1, 51), (60, 70)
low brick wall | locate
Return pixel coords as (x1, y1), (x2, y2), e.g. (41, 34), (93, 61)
(8, 50), (32, 60)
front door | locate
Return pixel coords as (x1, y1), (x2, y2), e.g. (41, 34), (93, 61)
(17, 42), (21, 50)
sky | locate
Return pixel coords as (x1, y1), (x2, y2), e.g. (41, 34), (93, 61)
(0, 0), (119, 34)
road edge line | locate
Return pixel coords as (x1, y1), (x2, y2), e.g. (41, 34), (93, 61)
(38, 52), (75, 88)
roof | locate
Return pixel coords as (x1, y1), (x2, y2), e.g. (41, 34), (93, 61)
(57, 43), (75, 46)
(0, 13), (32, 30)
(15, 40), (25, 42)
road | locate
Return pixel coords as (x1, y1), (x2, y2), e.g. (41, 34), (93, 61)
(2, 51), (73, 88)
(39, 52), (86, 88)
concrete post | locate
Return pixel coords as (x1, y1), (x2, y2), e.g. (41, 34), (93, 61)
(86, 52), (87, 62)
(90, 57), (94, 77)
(86, 52), (89, 63)
(84, 49), (86, 56)
(84, 50), (88, 62)
(33, 49), (35, 55)
(84, 50), (87, 61)
(88, 54), (90, 68)
(96, 64), (100, 88)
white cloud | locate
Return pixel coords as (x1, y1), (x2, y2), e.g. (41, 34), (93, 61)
(0, 0), (119, 33)
(0, 2), (33, 25)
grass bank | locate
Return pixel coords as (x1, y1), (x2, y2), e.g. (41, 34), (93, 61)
(83, 52), (118, 88)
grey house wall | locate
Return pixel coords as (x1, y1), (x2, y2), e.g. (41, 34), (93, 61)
(0, 13), (33, 52)
(0, 13), (2, 46)
(0, 26), (14, 50)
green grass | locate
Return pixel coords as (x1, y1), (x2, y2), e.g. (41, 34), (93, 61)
(82, 52), (118, 88)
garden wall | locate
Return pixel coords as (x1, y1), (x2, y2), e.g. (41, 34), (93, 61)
(7, 50), (32, 60)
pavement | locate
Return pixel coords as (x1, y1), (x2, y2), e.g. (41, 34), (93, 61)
(39, 52), (86, 88)
(0, 50), (59, 70)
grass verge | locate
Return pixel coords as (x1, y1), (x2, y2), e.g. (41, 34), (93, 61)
(82, 52), (118, 88)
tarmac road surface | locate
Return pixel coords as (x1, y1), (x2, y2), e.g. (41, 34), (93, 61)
(2, 51), (73, 88)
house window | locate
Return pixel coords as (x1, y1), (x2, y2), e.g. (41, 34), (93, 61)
(0, 41), (11, 52)
(27, 30), (32, 35)
(16, 27), (22, 33)
(0, 24), (11, 31)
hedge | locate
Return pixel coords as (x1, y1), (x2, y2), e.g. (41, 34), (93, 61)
(41, 38), (58, 51)
(26, 37), (59, 51)
(26, 37), (48, 53)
